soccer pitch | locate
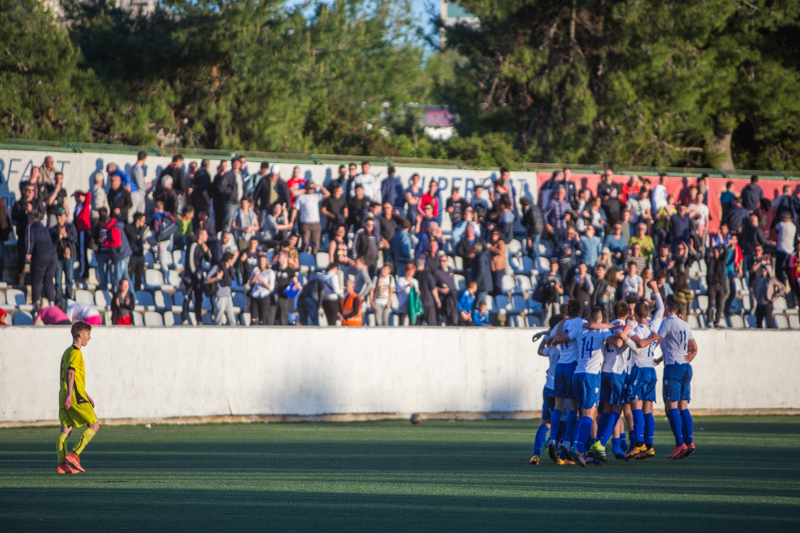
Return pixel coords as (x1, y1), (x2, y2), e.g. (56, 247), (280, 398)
(1, 417), (799, 532)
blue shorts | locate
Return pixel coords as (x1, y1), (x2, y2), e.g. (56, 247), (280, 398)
(627, 366), (657, 402)
(572, 372), (601, 410)
(542, 387), (556, 420)
(662, 363), (693, 402)
(553, 362), (578, 400)
(601, 372), (627, 406)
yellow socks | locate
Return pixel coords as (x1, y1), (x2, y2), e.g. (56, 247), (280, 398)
(72, 428), (95, 455)
(57, 433), (68, 463)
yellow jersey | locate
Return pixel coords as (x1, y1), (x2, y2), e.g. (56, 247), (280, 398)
(59, 345), (89, 407)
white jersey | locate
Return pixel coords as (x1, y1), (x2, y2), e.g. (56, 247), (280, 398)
(658, 315), (694, 365)
(602, 319), (628, 374)
(575, 328), (613, 374)
(623, 318), (638, 373)
(544, 344), (560, 390)
(559, 317), (588, 365)
(629, 292), (664, 368)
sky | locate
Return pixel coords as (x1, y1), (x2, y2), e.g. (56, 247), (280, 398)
(282, 0), (440, 48)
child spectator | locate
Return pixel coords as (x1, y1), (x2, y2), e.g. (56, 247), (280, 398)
(174, 206), (195, 250)
(458, 280), (477, 325)
(472, 300), (492, 327)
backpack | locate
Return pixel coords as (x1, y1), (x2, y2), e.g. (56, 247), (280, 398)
(153, 212), (178, 242)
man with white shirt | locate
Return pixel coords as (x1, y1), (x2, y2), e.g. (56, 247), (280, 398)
(656, 294), (698, 460)
(529, 315), (563, 466)
(291, 182), (330, 255)
(130, 151), (148, 221)
(619, 288), (664, 460)
(351, 161), (380, 203)
(652, 174), (669, 213)
(547, 299), (588, 462)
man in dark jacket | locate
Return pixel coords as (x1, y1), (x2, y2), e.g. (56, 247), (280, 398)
(723, 197), (750, 236)
(455, 223), (485, 272)
(414, 258), (440, 326)
(125, 213), (147, 291)
(353, 218), (379, 277)
(705, 245), (728, 328)
(190, 158), (212, 217)
(740, 213), (772, 256)
(740, 175), (764, 212)
(470, 241), (493, 303)
(253, 164), (289, 215)
(433, 254), (459, 326)
(26, 211), (57, 304)
(520, 197), (543, 260)
(0, 197), (13, 281)
(217, 158), (244, 233)
(49, 208), (77, 303)
(380, 166), (405, 213)
(298, 276), (325, 326)
(107, 173), (133, 224)
(158, 154), (188, 199)
(181, 228), (211, 324)
(11, 182), (46, 282)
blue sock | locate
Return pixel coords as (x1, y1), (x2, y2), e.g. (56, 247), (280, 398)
(628, 430), (635, 447)
(600, 411), (620, 446)
(563, 410), (578, 447)
(556, 420), (566, 444)
(667, 408), (684, 446)
(597, 412), (609, 442)
(574, 417), (593, 453)
(548, 409), (562, 443)
(644, 412), (655, 446)
(633, 409), (645, 445)
(681, 409), (693, 444)
(533, 424), (549, 456)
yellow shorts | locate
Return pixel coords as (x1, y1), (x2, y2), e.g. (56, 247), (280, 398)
(59, 402), (97, 428)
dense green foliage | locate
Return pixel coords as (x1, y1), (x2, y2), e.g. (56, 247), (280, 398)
(2, 0), (799, 170)
(438, 0), (800, 169)
(1, 418), (799, 531)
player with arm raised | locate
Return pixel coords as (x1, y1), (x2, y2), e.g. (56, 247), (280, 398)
(656, 294), (698, 460)
(621, 283), (664, 460)
(530, 315), (564, 465)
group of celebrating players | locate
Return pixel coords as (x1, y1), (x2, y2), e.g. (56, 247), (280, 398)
(530, 279), (698, 467)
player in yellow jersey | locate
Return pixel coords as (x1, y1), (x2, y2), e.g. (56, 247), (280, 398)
(57, 321), (100, 474)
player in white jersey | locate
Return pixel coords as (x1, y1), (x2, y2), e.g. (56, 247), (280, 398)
(569, 307), (615, 467)
(529, 315), (564, 465)
(656, 294), (698, 460)
(546, 300), (587, 463)
(619, 286), (664, 460)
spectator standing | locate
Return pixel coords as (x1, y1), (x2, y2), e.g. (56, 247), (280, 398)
(125, 214), (147, 291)
(370, 263), (395, 326)
(102, 213), (132, 288)
(26, 211), (58, 304)
(381, 166), (405, 213)
(181, 228), (211, 325)
(91, 209), (113, 291)
(190, 159), (213, 218)
(248, 255), (275, 325)
(273, 250), (300, 326)
(672, 241), (700, 281)
(446, 187), (470, 229)
(672, 273), (694, 317)
(45, 172), (67, 228)
(486, 228), (507, 295)
(321, 183), (348, 235)
(651, 174), (669, 214)
(740, 175), (764, 212)
(533, 259), (563, 326)
(471, 184), (490, 225)
(39, 156), (56, 190)
(253, 164), (289, 215)
(669, 203), (694, 252)
(414, 258), (440, 326)
(543, 186), (571, 243)
(740, 213), (771, 258)
(351, 256), (374, 302)
(130, 151), (148, 220)
(353, 218), (379, 277)
(774, 211), (797, 285)
(554, 226), (583, 283)
(598, 169), (622, 225)
(419, 180), (441, 225)
(653, 243), (674, 281)
(297, 275), (325, 326)
(377, 202), (400, 264)
(338, 278), (362, 326)
(348, 184), (371, 231)
(321, 263), (343, 326)
(592, 267), (620, 319)
(292, 182), (329, 255)
(219, 158), (245, 233)
(723, 197), (749, 236)
(470, 241), (493, 303)
(433, 254), (458, 326)
(396, 263), (419, 318)
(150, 202), (178, 283)
(754, 265), (785, 328)
(705, 246), (728, 328)
(206, 250), (239, 326)
(50, 208), (77, 303)
(111, 278), (135, 325)
(174, 206), (195, 251)
(158, 154), (188, 202)
(0, 196), (11, 280)
(351, 161), (380, 204)
(391, 219), (414, 276)
(11, 182), (46, 282)
(723, 234), (743, 318)
(455, 222), (485, 273)
(90, 172), (108, 223)
(154, 176), (179, 216)
(405, 173), (423, 222)
(286, 166), (307, 209)
(569, 262), (594, 318)
(107, 173), (133, 224)
(520, 198), (543, 260)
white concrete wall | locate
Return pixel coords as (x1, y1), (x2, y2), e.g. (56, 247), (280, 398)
(0, 327), (798, 423)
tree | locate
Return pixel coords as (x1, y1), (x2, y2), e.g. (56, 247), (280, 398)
(438, 0), (800, 170)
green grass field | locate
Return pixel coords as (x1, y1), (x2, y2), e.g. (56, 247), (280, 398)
(1, 417), (799, 532)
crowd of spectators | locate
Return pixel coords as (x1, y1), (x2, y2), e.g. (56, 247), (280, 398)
(1, 155), (799, 329)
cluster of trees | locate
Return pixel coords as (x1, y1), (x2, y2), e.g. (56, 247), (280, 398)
(1, 0), (799, 170)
